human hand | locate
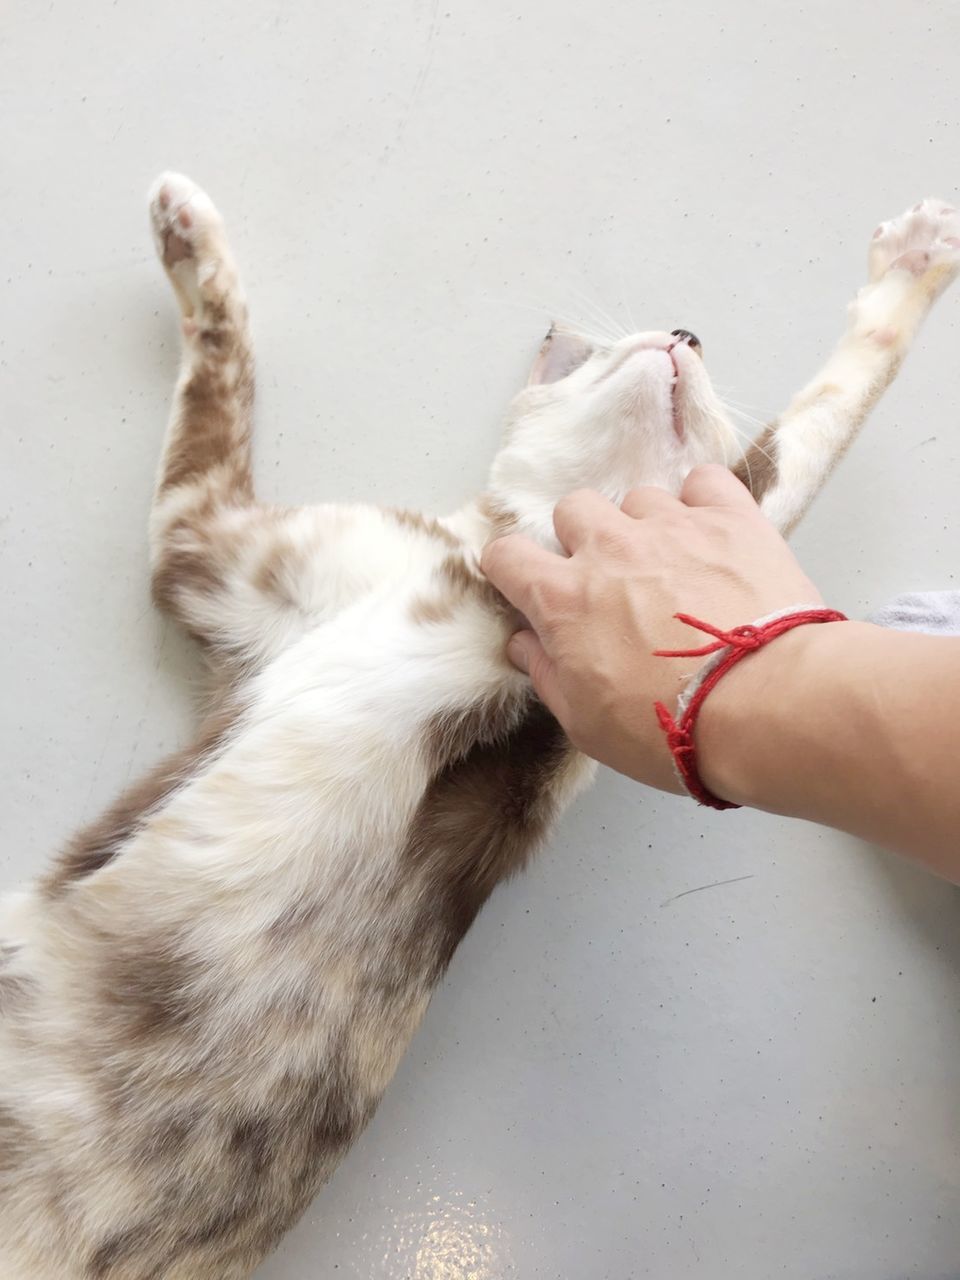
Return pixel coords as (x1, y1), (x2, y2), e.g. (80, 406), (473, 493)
(480, 465), (823, 793)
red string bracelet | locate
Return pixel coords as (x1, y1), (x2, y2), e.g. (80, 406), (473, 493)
(653, 607), (848, 810)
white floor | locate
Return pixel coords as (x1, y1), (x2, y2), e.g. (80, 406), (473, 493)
(3, 2), (960, 1276)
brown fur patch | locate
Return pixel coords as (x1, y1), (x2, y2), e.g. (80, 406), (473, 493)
(410, 594), (457, 626)
(424, 690), (516, 771)
(266, 896), (329, 941)
(57, 697), (577, 1280)
(88, 1224), (157, 1279)
(150, 541), (225, 631)
(136, 1109), (201, 1163)
(478, 492), (519, 539)
(228, 1113), (273, 1177)
(151, 503), (296, 650)
(102, 943), (202, 1043)
(0, 1105), (29, 1176)
(252, 555), (292, 607)
(387, 507), (459, 548)
(159, 369), (254, 496)
(0, 969), (34, 1015)
(87, 1066), (374, 1278)
(732, 422), (780, 502)
(410, 541), (508, 628)
(44, 704), (241, 895)
(438, 553), (508, 616)
(436, 553), (477, 596)
(0, 943), (33, 1015)
(405, 695), (578, 977)
(250, 528), (314, 615)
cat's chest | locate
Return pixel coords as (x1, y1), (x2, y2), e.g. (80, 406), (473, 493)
(163, 556), (518, 860)
(246, 548), (509, 742)
(280, 504), (475, 611)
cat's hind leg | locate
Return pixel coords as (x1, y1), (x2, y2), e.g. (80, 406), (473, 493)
(734, 198), (960, 533)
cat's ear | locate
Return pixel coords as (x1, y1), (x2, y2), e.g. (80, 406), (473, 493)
(527, 325), (595, 386)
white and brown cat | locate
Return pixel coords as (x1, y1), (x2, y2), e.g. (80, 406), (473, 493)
(1, 176), (957, 1279)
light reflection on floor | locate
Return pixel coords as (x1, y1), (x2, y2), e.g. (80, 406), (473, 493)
(387, 1193), (514, 1279)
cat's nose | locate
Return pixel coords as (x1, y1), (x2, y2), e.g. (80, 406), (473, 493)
(670, 329), (701, 352)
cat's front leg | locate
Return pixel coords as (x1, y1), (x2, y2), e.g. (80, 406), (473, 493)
(147, 172), (268, 657)
(145, 175), (446, 674)
(734, 199), (960, 533)
(148, 172), (254, 504)
(146, 174), (339, 672)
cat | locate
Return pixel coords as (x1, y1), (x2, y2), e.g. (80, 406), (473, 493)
(1, 175), (957, 1280)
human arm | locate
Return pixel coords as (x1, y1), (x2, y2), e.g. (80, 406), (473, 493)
(480, 466), (960, 879)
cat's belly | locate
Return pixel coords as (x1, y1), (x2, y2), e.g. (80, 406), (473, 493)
(0, 585), (588, 1280)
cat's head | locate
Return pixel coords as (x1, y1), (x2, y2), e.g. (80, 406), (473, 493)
(487, 326), (739, 544)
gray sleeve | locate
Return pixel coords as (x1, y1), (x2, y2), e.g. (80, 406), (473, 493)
(868, 591), (960, 636)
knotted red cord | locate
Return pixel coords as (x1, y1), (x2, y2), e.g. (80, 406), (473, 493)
(653, 608), (848, 810)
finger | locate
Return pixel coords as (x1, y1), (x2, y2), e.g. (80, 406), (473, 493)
(552, 489), (625, 554)
(481, 534), (564, 624)
(507, 630), (570, 725)
(505, 628), (540, 675)
(620, 486), (684, 520)
(680, 464), (759, 512)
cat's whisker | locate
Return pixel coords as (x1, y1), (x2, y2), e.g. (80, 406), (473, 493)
(731, 428), (776, 466)
(714, 388), (773, 416)
(502, 282), (633, 348)
(613, 276), (640, 338)
(565, 292), (622, 337)
(485, 296), (619, 351)
(712, 384), (756, 402)
(711, 414), (741, 472)
(715, 418), (757, 490)
(725, 404), (774, 435)
(564, 286), (630, 343)
(725, 404), (771, 425)
(487, 295), (570, 328)
(723, 414), (777, 468)
(724, 410), (764, 442)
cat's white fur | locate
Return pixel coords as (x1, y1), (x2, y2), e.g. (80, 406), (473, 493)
(0, 178), (957, 1280)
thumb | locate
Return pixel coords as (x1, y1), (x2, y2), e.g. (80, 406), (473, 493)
(506, 628), (544, 676)
(507, 630), (565, 717)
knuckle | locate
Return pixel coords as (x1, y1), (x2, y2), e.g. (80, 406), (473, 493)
(660, 510), (691, 536)
(554, 490), (587, 525)
(594, 524), (630, 555)
(565, 487), (598, 507)
(528, 573), (571, 620)
(624, 484), (656, 503)
(558, 487), (603, 518)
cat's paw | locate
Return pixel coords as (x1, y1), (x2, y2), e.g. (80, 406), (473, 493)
(869, 199), (960, 289)
(148, 172), (225, 271)
(148, 173), (240, 322)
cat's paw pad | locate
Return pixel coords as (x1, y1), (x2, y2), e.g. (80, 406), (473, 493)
(148, 172), (223, 271)
(869, 199), (960, 284)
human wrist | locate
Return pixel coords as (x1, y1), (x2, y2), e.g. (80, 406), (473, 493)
(692, 619), (843, 811)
